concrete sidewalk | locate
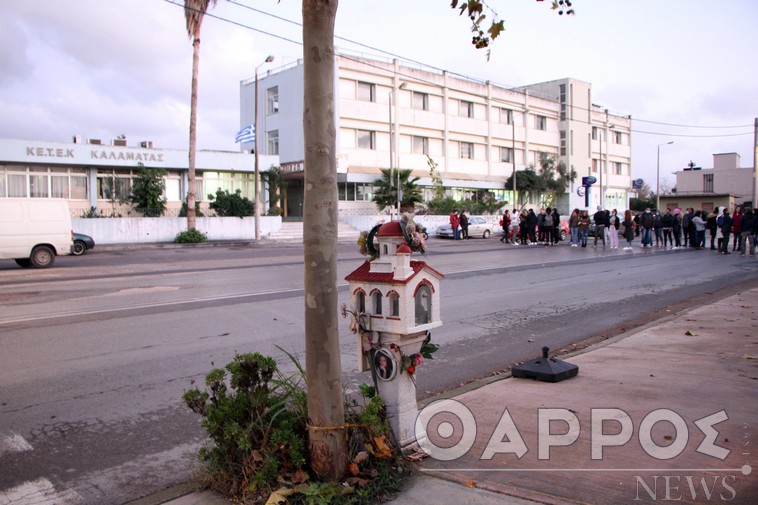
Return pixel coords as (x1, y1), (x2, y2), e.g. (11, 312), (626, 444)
(153, 287), (758, 505)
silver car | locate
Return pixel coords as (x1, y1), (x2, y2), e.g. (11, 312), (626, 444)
(437, 216), (494, 239)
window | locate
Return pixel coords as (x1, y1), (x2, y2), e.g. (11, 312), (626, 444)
(414, 284), (432, 325)
(412, 136), (429, 155)
(499, 108), (513, 125)
(388, 292), (400, 317)
(459, 100), (474, 118)
(357, 130), (376, 149)
(338, 182), (373, 201)
(356, 291), (366, 314)
(267, 130), (279, 155)
(592, 159), (598, 173)
(559, 84), (567, 120)
(266, 86), (279, 114)
(372, 291), (383, 315)
(534, 115), (547, 130)
(499, 146), (513, 163)
(97, 171), (132, 201)
(357, 81), (375, 102)
(560, 131), (567, 156)
(703, 173), (714, 193)
(615, 162), (623, 175)
(592, 127), (598, 140)
(614, 131), (623, 144)
(412, 91), (428, 111)
(459, 142), (474, 159)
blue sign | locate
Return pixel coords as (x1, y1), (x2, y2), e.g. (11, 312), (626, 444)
(582, 176), (597, 186)
(632, 178), (644, 189)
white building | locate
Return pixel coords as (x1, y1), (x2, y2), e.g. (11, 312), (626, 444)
(661, 152), (757, 212)
(0, 137), (276, 216)
(241, 54), (632, 217)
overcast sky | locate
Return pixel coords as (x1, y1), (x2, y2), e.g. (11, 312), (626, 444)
(2, 0), (756, 190)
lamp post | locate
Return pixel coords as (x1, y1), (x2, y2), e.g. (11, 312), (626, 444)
(254, 55), (275, 240)
(388, 82), (406, 218)
(656, 141), (674, 211)
(511, 108), (526, 210)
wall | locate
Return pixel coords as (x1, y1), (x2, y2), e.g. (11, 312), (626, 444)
(72, 216), (282, 244)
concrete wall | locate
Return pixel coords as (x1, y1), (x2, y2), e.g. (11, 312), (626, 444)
(340, 214), (502, 237)
(72, 216), (282, 244)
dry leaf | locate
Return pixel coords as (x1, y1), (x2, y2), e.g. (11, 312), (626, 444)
(291, 468), (309, 484)
(353, 451), (369, 464)
(684, 330), (696, 336)
(347, 462), (360, 476)
(741, 354), (756, 360)
(464, 479), (477, 488)
(265, 487), (295, 505)
(404, 450), (427, 462)
(373, 435), (393, 458)
(528, 338), (535, 342)
(345, 477), (371, 488)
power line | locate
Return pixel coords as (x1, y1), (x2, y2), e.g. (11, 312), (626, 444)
(631, 129), (753, 138)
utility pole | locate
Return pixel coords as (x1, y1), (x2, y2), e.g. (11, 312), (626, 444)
(753, 117), (757, 208)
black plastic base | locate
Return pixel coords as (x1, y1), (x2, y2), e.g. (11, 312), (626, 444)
(511, 347), (579, 383)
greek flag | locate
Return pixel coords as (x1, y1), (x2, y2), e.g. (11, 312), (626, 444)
(235, 124), (255, 143)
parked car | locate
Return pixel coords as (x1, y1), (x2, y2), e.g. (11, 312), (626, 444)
(437, 216), (494, 239)
(73, 232), (95, 256)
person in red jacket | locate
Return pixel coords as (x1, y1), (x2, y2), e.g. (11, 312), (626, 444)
(449, 210), (460, 241)
(731, 206), (743, 251)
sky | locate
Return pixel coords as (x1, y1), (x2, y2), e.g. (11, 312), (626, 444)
(1, 0), (756, 191)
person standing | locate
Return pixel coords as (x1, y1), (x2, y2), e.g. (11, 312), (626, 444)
(681, 208), (692, 248)
(527, 209), (538, 244)
(578, 210), (591, 248)
(593, 206), (607, 247)
(653, 210), (663, 247)
(449, 209), (460, 241)
(640, 207), (654, 247)
(500, 209), (511, 243)
(622, 210), (636, 250)
(459, 210), (469, 240)
(568, 208), (580, 247)
(706, 208), (718, 250)
(692, 211), (706, 250)
(720, 209), (733, 254)
(672, 208), (683, 249)
(731, 207), (743, 251)
(543, 207), (554, 246)
(519, 209), (529, 245)
(607, 209), (620, 249)
(738, 207), (756, 256)
(661, 208), (674, 248)
(552, 207), (561, 245)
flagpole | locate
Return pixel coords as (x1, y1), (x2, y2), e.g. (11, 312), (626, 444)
(254, 55), (275, 241)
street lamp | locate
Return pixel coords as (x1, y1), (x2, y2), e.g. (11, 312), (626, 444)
(599, 125), (615, 207)
(511, 108), (526, 210)
(656, 141), (674, 211)
(389, 82), (406, 218)
(254, 54), (275, 240)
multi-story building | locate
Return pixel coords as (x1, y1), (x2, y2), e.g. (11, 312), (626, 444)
(242, 54), (632, 217)
(661, 152), (756, 212)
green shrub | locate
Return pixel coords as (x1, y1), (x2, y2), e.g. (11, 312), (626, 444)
(208, 188), (254, 218)
(174, 228), (207, 243)
(184, 352), (408, 504)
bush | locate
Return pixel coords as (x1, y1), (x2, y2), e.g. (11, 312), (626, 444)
(184, 352), (408, 504)
(174, 228), (207, 243)
(208, 188), (254, 218)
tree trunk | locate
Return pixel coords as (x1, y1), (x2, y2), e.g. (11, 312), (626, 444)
(302, 0), (346, 481)
(187, 37), (199, 231)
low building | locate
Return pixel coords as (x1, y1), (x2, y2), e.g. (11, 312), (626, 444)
(0, 137), (277, 216)
(661, 153), (756, 212)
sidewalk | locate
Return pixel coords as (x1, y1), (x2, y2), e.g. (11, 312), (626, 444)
(153, 287), (758, 505)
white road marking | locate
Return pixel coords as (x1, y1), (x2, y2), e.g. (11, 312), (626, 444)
(0, 478), (83, 505)
(0, 433), (32, 456)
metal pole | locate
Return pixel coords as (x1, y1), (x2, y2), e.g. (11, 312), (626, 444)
(599, 131), (603, 207)
(253, 55), (274, 240)
(753, 117), (758, 208)
(388, 90), (394, 219)
(656, 141), (673, 211)
(512, 112), (517, 209)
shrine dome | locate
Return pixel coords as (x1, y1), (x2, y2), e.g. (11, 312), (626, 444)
(376, 221), (404, 237)
(396, 244), (412, 254)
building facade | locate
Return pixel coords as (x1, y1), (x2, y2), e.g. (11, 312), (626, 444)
(660, 152), (756, 212)
(241, 54), (633, 217)
(0, 137), (276, 216)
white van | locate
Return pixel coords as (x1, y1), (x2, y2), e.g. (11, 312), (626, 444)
(0, 198), (73, 268)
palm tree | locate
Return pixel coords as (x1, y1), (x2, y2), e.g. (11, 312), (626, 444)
(183, 0), (217, 231)
(372, 168), (423, 213)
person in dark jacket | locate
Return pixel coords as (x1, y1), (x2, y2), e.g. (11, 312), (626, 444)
(706, 209), (718, 250)
(593, 206), (608, 247)
(720, 209), (734, 254)
(459, 210), (469, 240)
(639, 208), (655, 247)
(552, 208), (561, 244)
(661, 208), (675, 248)
(739, 208), (756, 255)
(527, 209), (538, 244)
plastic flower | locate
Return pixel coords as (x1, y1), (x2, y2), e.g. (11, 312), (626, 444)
(407, 365), (415, 374)
(413, 354), (424, 366)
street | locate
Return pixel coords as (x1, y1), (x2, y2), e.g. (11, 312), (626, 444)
(1, 239), (756, 504)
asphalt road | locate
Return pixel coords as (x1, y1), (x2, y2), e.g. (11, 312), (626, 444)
(1, 239), (756, 504)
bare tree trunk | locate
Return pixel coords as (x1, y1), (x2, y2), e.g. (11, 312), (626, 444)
(187, 37), (199, 231)
(302, 0), (346, 481)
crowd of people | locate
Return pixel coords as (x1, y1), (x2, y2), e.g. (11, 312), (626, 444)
(494, 205), (758, 256)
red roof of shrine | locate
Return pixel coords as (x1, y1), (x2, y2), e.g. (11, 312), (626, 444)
(375, 221), (404, 237)
(345, 260), (444, 285)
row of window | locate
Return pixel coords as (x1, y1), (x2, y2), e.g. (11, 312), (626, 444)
(356, 81), (547, 128)
(591, 160), (628, 176)
(0, 166), (258, 202)
(355, 284), (432, 326)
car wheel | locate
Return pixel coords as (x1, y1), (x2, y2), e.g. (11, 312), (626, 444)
(30, 246), (55, 268)
(560, 230), (568, 241)
(482, 230), (491, 239)
(73, 241), (86, 256)
(15, 258), (32, 268)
